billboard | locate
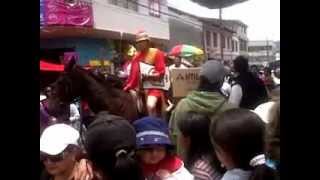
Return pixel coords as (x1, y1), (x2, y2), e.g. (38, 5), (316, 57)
(44, 0), (94, 27)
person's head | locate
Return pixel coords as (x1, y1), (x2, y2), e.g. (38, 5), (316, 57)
(210, 109), (278, 180)
(173, 56), (182, 67)
(40, 124), (80, 177)
(45, 86), (53, 98)
(198, 60), (226, 92)
(135, 31), (151, 52)
(264, 67), (272, 77)
(85, 111), (143, 180)
(250, 65), (259, 74)
(133, 116), (173, 165)
(178, 112), (223, 172)
(233, 56), (249, 74)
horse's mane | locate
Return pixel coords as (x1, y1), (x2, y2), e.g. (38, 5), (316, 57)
(73, 66), (122, 98)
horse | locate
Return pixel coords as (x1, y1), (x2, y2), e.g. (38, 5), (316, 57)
(49, 62), (139, 124)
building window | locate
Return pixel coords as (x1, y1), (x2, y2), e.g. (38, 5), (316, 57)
(227, 38), (231, 49)
(109, 0), (118, 5)
(221, 35), (225, 48)
(213, 32), (218, 47)
(235, 41), (238, 52)
(231, 40), (234, 52)
(206, 31), (212, 48)
(128, 0), (138, 11)
(149, 0), (160, 17)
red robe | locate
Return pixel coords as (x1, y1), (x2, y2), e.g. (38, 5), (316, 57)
(123, 48), (166, 98)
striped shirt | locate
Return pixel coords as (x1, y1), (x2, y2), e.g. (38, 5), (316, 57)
(191, 158), (222, 180)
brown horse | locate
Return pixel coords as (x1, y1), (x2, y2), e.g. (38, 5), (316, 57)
(49, 63), (139, 123)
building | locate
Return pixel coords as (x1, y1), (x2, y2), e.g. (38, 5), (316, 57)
(167, 6), (204, 49)
(201, 18), (246, 61)
(40, 0), (170, 65)
(248, 40), (277, 66)
(221, 19), (249, 56)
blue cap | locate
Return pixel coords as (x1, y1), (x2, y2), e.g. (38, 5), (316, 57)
(133, 117), (172, 149)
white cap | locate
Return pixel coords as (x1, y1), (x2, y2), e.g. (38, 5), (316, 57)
(253, 101), (276, 123)
(40, 124), (79, 155)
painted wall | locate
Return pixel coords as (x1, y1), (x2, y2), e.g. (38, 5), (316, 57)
(168, 9), (203, 49)
(93, 0), (169, 40)
(40, 38), (115, 65)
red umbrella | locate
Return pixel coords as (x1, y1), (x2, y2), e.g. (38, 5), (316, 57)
(40, 60), (65, 72)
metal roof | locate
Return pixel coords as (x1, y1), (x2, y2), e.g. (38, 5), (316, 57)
(190, 0), (249, 9)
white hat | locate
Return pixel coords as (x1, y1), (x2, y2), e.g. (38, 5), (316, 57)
(40, 124), (79, 155)
(253, 101), (276, 123)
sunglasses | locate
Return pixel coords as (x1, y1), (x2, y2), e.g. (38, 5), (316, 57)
(41, 152), (66, 163)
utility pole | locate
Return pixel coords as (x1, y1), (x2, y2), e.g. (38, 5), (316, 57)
(219, 7), (224, 61)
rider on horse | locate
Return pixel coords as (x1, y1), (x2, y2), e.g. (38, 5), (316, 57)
(123, 30), (167, 117)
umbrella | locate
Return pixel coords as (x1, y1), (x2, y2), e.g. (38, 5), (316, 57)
(169, 45), (204, 58)
(190, 0), (248, 9)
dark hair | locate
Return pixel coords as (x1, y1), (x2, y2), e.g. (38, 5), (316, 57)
(210, 109), (278, 180)
(233, 56), (249, 74)
(198, 76), (223, 92)
(85, 111), (144, 180)
(178, 112), (224, 173)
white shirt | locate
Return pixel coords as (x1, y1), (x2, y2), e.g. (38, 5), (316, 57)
(228, 84), (243, 107)
(69, 104), (80, 122)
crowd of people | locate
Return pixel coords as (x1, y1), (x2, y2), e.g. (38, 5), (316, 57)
(40, 31), (280, 180)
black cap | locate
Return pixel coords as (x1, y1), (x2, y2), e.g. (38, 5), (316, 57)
(84, 111), (136, 170)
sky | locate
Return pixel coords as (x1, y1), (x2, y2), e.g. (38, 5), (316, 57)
(167, 0), (280, 41)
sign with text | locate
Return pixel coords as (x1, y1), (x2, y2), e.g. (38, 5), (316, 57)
(170, 68), (200, 97)
(139, 62), (170, 90)
(45, 0), (93, 27)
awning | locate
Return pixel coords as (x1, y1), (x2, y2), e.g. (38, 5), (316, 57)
(40, 60), (64, 72)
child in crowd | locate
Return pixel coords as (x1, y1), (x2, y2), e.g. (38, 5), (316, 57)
(210, 109), (278, 180)
(84, 111), (144, 180)
(178, 112), (224, 180)
(133, 116), (193, 180)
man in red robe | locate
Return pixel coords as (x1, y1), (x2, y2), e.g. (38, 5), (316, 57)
(123, 31), (166, 116)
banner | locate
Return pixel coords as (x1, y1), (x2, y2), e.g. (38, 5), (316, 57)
(45, 0), (94, 27)
(139, 62), (170, 91)
(40, 0), (45, 26)
(170, 68), (200, 97)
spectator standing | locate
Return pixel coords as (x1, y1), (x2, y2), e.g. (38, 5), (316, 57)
(169, 60), (235, 155)
(40, 124), (82, 180)
(229, 56), (268, 109)
(210, 109), (278, 180)
(84, 111), (144, 180)
(178, 112), (224, 180)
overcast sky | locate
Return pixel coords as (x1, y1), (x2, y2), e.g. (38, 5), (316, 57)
(167, 0), (280, 41)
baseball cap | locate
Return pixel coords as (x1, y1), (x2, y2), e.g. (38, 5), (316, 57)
(40, 124), (79, 155)
(200, 60), (226, 84)
(133, 116), (172, 149)
(84, 112), (136, 166)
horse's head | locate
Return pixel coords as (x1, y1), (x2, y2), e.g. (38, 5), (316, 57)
(49, 61), (84, 108)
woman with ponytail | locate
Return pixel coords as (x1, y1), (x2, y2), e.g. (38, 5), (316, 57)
(210, 109), (279, 180)
(84, 111), (144, 180)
